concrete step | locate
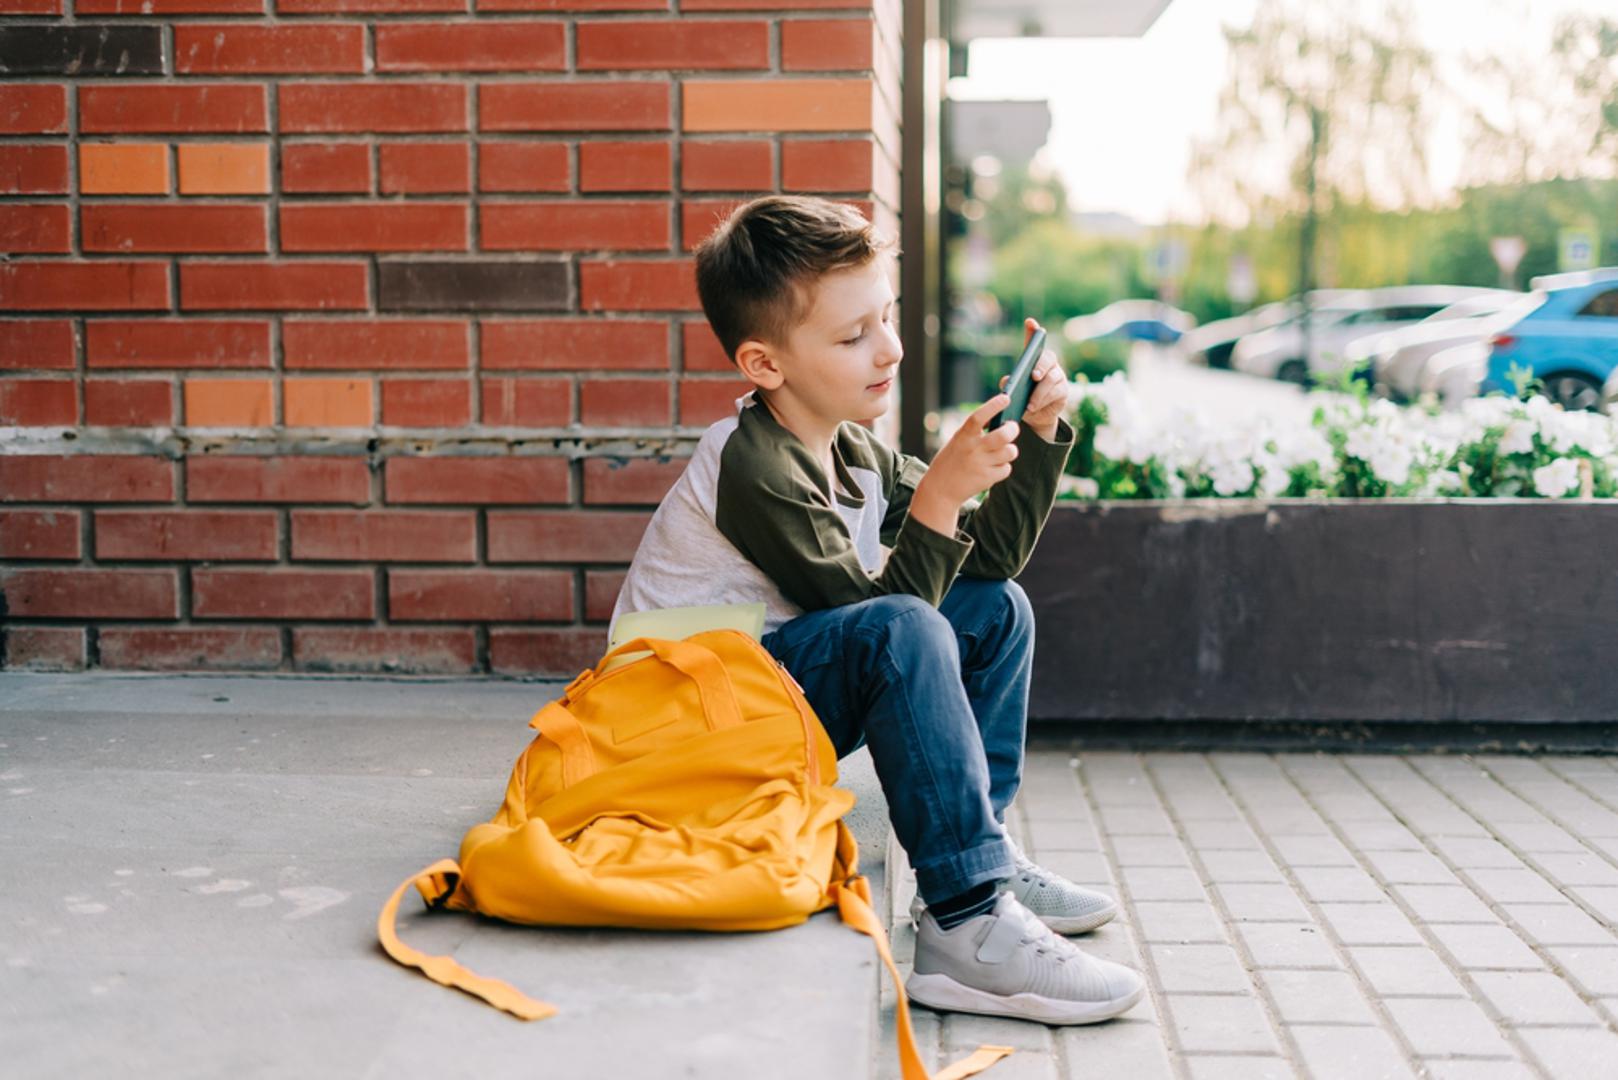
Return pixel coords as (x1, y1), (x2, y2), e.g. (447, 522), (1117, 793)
(0, 672), (892, 1080)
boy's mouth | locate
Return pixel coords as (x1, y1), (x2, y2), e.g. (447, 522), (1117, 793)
(866, 377), (893, 391)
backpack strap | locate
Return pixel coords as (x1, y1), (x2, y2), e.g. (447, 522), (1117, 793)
(831, 877), (1013, 1080)
(377, 859), (556, 1022)
(577, 636), (746, 732)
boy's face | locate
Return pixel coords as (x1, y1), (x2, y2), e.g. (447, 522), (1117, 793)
(744, 257), (902, 426)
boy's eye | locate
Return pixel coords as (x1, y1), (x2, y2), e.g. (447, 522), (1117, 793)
(841, 331), (865, 345)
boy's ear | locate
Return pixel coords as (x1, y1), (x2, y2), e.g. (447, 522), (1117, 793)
(733, 339), (785, 391)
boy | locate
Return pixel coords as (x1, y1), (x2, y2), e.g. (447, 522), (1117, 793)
(610, 195), (1144, 1024)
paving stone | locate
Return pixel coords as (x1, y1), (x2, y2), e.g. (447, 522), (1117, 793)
(1123, 867), (1206, 902)
(1391, 884), (1498, 924)
(1109, 836), (1191, 867)
(1164, 994), (1280, 1055)
(1294, 867), (1388, 903)
(1181, 820), (1261, 849)
(1258, 967), (1378, 1024)
(1147, 944), (1251, 994)
(1429, 837), (1523, 869)
(1500, 903), (1616, 946)
(1288, 1024), (1418, 1080)
(1468, 970), (1603, 1026)
(1571, 885), (1618, 924)
(949, 1050), (1059, 1079)
(1235, 922), (1342, 969)
(1133, 901), (1226, 944)
(1362, 850), (1460, 886)
(1381, 997), (1515, 1059)
(1269, 834), (1356, 867)
(1338, 821), (1425, 851)
(1545, 945), (1618, 994)
(1491, 822), (1588, 853)
(942, 1013), (1055, 1053)
(1055, 1016), (1173, 1080)
(1531, 853), (1618, 888)
(1348, 945), (1467, 997)
(1071, 922), (1138, 967)
(1097, 807), (1173, 837)
(1427, 924), (1544, 971)
(1419, 1060), (1537, 1080)
(1184, 1055), (1291, 1079)
(1198, 850), (1285, 884)
(1214, 883), (1312, 923)
(1026, 818), (1101, 853)
(1465, 868), (1568, 905)
(1516, 1026), (1618, 1076)
(1317, 903), (1424, 946)
(1033, 851), (1111, 887)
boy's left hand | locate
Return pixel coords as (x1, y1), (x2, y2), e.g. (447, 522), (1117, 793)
(1000, 318), (1069, 443)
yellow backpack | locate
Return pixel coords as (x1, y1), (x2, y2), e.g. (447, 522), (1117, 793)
(378, 630), (1011, 1080)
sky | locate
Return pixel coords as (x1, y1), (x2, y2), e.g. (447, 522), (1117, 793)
(947, 0), (1609, 226)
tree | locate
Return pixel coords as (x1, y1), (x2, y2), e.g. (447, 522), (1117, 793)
(1189, 0), (1438, 228)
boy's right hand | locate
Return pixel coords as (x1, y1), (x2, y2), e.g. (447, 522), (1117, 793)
(909, 394), (1018, 535)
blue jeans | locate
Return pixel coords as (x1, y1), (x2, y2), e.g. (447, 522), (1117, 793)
(760, 576), (1033, 904)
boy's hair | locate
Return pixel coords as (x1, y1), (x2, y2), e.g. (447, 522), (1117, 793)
(693, 195), (899, 362)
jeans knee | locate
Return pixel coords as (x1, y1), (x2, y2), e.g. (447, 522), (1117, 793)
(857, 593), (954, 653)
(978, 579), (1033, 641)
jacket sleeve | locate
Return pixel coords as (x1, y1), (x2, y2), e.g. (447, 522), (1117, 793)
(714, 437), (975, 612)
(879, 415), (1076, 580)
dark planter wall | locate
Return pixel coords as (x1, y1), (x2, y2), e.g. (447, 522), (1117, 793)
(1020, 501), (1618, 724)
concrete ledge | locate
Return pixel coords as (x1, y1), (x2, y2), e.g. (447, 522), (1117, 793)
(0, 672), (890, 1079)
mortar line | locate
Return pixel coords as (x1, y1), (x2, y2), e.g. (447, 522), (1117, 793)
(1497, 757), (1618, 874)
(1305, 754), (1601, 1072)
(1136, 753), (1304, 1074)
(1403, 754), (1618, 935)
(1204, 754), (1443, 1076)
(1073, 751), (1189, 1080)
(1376, 754), (1618, 1028)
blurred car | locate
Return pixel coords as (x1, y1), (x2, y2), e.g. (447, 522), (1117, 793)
(1353, 290), (1528, 401)
(1180, 290), (1363, 370)
(1417, 340), (1491, 409)
(1063, 299), (1195, 347)
(1233, 286), (1501, 386)
(1482, 269), (1618, 412)
(1230, 293), (1370, 383)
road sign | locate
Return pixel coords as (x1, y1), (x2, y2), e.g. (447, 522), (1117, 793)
(1559, 228), (1596, 272)
(1490, 236), (1527, 289)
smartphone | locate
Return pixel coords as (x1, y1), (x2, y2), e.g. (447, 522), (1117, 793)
(988, 327), (1047, 431)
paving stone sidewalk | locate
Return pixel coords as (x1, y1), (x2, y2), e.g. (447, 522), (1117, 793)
(881, 744), (1618, 1080)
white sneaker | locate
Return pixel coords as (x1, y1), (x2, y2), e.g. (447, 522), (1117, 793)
(910, 838), (1119, 935)
(906, 892), (1145, 1025)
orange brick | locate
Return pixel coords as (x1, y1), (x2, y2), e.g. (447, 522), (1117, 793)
(178, 143), (270, 194)
(80, 143), (169, 195)
(285, 376), (372, 427)
(184, 377), (273, 427)
(683, 79), (870, 133)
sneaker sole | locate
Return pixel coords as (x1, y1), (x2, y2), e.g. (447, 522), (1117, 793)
(1035, 903), (1119, 935)
(905, 971), (1145, 1026)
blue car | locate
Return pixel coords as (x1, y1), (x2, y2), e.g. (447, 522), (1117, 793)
(1482, 269), (1618, 411)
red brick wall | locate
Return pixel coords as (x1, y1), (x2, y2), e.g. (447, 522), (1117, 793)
(0, 0), (902, 675)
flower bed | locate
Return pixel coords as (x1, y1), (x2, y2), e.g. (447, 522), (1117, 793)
(1058, 374), (1618, 501)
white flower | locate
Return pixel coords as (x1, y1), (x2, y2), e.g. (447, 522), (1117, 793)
(1210, 459), (1255, 496)
(1092, 422), (1127, 461)
(1531, 457), (1580, 499)
(1499, 419), (1535, 456)
(1057, 474), (1100, 499)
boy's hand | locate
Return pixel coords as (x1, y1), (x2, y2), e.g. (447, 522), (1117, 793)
(999, 318), (1069, 442)
(909, 394), (1018, 536)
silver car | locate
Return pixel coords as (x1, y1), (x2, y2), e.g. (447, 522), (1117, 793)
(1356, 291), (1527, 401)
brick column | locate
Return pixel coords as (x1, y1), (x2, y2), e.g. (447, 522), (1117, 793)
(0, 0), (903, 676)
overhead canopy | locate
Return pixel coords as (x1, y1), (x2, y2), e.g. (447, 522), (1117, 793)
(949, 0), (1175, 41)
